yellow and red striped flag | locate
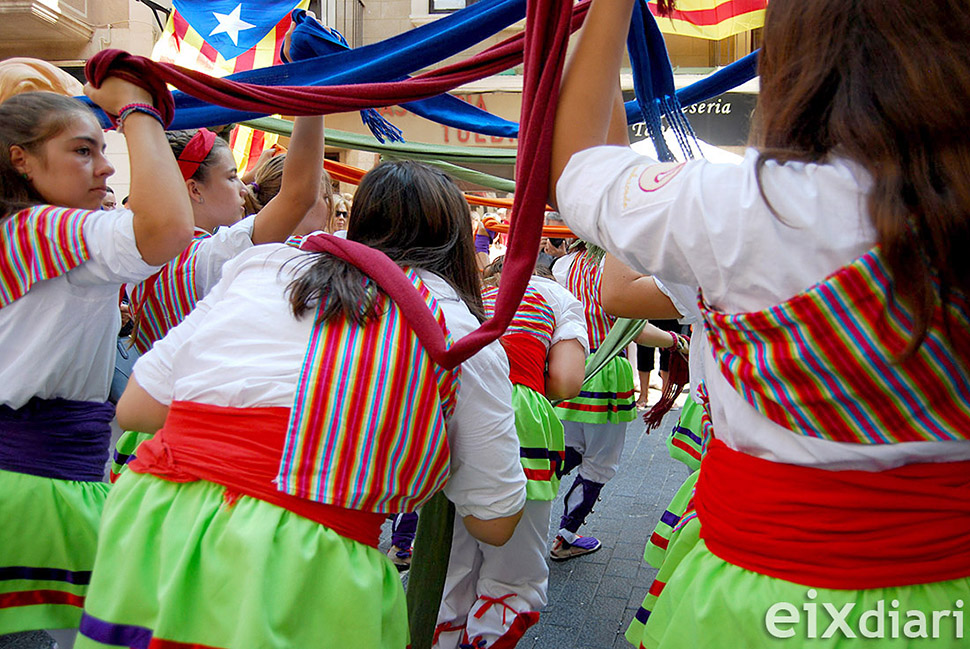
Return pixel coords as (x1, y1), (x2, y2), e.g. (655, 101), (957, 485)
(649, 0), (767, 40)
(151, 1), (310, 172)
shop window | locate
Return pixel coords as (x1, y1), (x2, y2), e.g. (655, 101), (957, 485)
(430, 0), (477, 13)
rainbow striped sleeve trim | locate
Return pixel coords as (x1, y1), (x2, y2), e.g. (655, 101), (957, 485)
(277, 269), (461, 513)
(0, 206), (92, 308)
(483, 283), (555, 347)
(129, 235), (210, 353)
(566, 250), (613, 350)
(702, 247), (970, 444)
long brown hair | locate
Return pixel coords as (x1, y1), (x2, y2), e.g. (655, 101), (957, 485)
(0, 92), (94, 219)
(288, 160), (484, 325)
(751, 0), (970, 355)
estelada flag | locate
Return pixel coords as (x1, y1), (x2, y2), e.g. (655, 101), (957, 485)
(649, 0), (768, 40)
(152, 1), (310, 172)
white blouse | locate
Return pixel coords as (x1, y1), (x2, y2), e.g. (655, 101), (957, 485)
(558, 145), (970, 470)
(133, 244), (527, 520)
(189, 216), (256, 297)
(0, 208), (159, 408)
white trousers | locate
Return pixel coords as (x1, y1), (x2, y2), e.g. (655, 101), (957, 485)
(434, 500), (552, 649)
(561, 419), (627, 483)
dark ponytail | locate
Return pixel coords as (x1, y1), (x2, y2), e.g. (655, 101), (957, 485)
(753, 0), (970, 356)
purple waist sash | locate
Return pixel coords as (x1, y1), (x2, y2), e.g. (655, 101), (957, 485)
(0, 397), (114, 482)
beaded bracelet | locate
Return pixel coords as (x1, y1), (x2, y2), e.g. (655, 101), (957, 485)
(669, 331), (688, 354)
(115, 103), (164, 132)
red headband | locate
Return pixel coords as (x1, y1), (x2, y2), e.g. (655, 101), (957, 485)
(177, 129), (217, 180)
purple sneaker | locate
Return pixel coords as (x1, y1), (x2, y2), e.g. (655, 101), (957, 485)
(550, 534), (602, 561)
(387, 545), (412, 571)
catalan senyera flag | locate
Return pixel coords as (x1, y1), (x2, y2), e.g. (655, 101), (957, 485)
(649, 0), (768, 40)
(152, 1), (310, 172)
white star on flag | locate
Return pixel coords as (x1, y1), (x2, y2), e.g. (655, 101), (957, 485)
(209, 4), (255, 46)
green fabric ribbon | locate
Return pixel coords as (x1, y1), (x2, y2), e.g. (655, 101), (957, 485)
(406, 491), (455, 649)
(242, 117), (516, 191)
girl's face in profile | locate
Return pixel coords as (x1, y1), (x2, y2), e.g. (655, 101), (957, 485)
(194, 146), (247, 229)
(17, 114), (114, 210)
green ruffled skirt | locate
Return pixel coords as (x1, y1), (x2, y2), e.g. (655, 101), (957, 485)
(666, 398), (705, 473)
(637, 538), (970, 648)
(513, 384), (565, 501)
(0, 468), (108, 633)
(555, 356), (636, 425)
(76, 471), (409, 649)
(108, 430), (153, 482)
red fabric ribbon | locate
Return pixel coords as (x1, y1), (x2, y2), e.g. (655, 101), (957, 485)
(84, 49), (176, 127)
(696, 437), (970, 589)
(85, 0), (581, 370)
(176, 128), (217, 180)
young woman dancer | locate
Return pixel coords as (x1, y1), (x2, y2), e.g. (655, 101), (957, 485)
(551, 0), (970, 646)
(75, 160), (526, 649)
(128, 116), (323, 353)
(434, 262), (587, 649)
(0, 79), (193, 641)
(549, 242), (638, 560)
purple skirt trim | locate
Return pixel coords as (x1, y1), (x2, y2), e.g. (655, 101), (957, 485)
(79, 612), (152, 649)
(0, 566), (91, 585)
(0, 397), (114, 482)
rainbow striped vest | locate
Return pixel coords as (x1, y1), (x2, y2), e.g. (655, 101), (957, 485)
(565, 249), (613, 350)
(0, 206), (91, 308)
(277, 269), (461, 513)
(129, 231), (211, 353)
(701, 248), (970, 444)
(482, 283), (555, 347)
(483, 282), (564, 499)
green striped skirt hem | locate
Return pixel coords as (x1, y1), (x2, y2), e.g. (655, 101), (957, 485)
(76, 471), (408, 649)
(631, 538), (970, 649)
(555, 356), (636, 424)
(0, 468), (108, 634)
(513, 385), (565, 501)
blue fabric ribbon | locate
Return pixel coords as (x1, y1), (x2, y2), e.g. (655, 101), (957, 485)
(80, 0), (758, 141)
(625, 0), (698, 161)
(676, 49), (758, 107)
(84, 0), (528, 130)
(288, 9), (519, 139)
(288, 13), (404, 143)
(625, 49), (759, 127)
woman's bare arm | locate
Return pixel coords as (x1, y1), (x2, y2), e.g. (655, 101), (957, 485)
(549, 0), (637, 205)
(117, 377), (169, 434)
(601, 255), (682, 319)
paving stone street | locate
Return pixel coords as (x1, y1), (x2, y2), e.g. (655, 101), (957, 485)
(529, 409), (685, 649)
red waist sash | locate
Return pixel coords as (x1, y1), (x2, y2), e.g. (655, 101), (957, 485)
(129, 401), (384, 548)
(696, 438), (970, 589)
(500, 333), (546, 394)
